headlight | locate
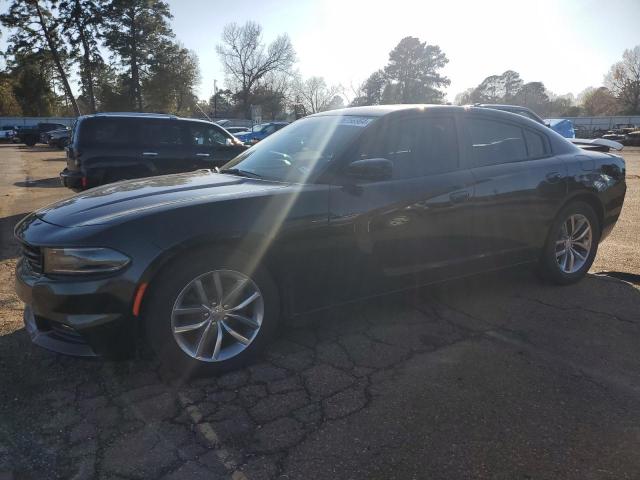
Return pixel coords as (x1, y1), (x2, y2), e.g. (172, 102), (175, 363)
(43, 247), (130, 275)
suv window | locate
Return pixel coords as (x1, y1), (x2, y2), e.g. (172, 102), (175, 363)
(466, 117), (528, 167)
(82, 118), (136, 146)
(357, 116), (458, 178)
(139, 121), (184, 146)
(188, 123), (228, 146)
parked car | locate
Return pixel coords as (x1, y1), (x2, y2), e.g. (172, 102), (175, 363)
(60, 112), (248, 190)
(624, 130), (640, 146)
(15, 105), (626, 375)
(0, 126), (17, 142)
(225, 126), (250, 135)
(234, 121), (289, 144)
(46, 128), (71, 149)
(16, 122), (69, 146)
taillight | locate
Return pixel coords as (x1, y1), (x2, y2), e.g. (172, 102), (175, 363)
(81, 177), (88, 188)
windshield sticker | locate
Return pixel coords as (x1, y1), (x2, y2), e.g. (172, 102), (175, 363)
(339, 116), (374, 127)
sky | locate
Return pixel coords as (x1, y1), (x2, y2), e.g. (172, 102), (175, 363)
(167, 0), (640, 102)
(1, 0), (639, 102)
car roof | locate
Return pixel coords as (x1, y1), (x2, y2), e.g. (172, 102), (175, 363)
(310, 104), (466, 118)
(79, 113), (219, 126)
(308, 104), (546, 121)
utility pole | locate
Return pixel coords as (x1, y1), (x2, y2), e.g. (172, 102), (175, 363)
(213, 79), (218, 120)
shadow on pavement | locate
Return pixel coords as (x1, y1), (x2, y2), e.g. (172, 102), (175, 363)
(14, 177), (62, 188)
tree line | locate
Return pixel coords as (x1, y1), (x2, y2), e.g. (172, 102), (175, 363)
(454, 47), (640, 118)
(0, 1), (638, 119)
(0, 0), (199, 117)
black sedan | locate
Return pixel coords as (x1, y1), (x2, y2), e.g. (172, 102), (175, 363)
(14, 105), (626, 376)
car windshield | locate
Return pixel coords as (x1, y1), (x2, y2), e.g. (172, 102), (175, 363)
(222, 115), (375, 183)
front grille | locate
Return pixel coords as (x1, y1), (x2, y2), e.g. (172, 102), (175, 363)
(21, 242), (43, 275)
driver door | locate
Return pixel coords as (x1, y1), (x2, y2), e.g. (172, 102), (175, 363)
(325, 112), (476, 303)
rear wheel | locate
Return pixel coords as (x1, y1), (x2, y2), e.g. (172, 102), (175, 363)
(144, 250), (279, 379)
(538, 201), (600, 285)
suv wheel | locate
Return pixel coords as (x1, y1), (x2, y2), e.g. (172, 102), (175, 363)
(144, 251), (279, 378)
(539, 201), (600, 285)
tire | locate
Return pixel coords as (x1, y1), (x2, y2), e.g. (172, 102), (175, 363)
(144, 249), (280, 379)
(538, 201), (600, 285)
(24, 136), (36, 147)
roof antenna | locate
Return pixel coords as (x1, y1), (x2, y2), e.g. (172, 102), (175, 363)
(194, 102), (213, 122)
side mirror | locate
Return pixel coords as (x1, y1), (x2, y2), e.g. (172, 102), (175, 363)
(346, 158), (393, 181)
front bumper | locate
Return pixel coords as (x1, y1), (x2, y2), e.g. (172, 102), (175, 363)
(15, 259), (138, 359)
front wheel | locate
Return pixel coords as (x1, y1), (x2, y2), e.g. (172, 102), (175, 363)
(538, 201), (600, 285)
(144, 251), (280, 379)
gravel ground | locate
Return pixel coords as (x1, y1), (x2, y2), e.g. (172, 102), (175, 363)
(0, 144), (639, 480)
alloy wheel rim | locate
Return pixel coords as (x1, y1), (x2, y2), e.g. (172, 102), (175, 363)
(555, 213), (592, 274)
(171, 269), (264, 362)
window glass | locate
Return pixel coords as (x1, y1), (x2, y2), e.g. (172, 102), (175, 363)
(466, 118), (527, 167)
(223, 115), (374, 183)
(189, 123), (228, 146)
(524, 129), (547, 158)
(139, 121), (184, 146)
(357, 116), (458, 178)
(83, 119), (135, 146)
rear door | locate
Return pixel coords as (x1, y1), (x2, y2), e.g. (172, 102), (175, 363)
(137, 119), (190, 175)
(462, 114), (568, 265)
(185, 122), (242, 168)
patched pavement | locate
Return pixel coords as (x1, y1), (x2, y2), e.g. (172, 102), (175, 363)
(1, 145), (640, 479)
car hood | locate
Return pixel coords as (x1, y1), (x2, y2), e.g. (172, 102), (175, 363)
(36, 170), (288, 227)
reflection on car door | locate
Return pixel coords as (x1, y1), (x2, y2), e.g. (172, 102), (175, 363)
(462, 114), (568, 265)
(187, 122), (238, 168)
(138, 120), (190, 175)
(321, 113), (476, 307)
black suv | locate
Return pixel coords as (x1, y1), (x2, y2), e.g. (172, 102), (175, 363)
(17, 123), (69, 146)
(60, 113), (248, 190)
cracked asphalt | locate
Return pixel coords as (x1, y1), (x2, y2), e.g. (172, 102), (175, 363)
(1, 144), (639, 479)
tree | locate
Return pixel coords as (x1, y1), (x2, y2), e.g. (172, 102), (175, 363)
(216, 21), (295, 115)
(459, 70), (523, 105)
(294, 76), (343, 114)
(103, 0), (175, 111)
(0, 75), (23, 116)
(382, 36), (449, 104)
(9, 51), (58, 115)
(1, 0), (80, 115)
(143, 43), (200, 115)
(581, 87), (620, 116)
(605, 46), (640, 114)
(58, 0), (106, 113)
(513, 81), (549, 113)
(351, 70), (386, 106)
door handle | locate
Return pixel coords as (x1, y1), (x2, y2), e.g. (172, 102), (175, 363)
(142, 152), (158, 156)
(449, 190), (470, 203)
(196, 153), (210, 157)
